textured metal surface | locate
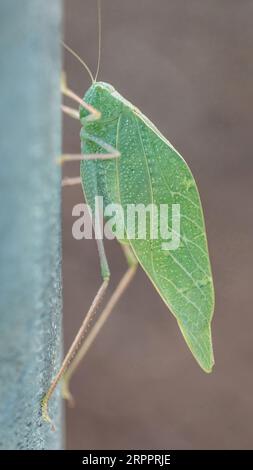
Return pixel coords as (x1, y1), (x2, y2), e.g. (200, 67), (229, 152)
(0, 0), (63, 449)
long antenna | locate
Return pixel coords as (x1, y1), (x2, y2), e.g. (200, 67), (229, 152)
(94, 0), (102, 82)
(61, 41), (94, 84)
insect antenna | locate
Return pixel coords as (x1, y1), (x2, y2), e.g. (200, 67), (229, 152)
(94, 0), (102, 82)
(62, 0), (102, 84)
(61, 41), (95, 84)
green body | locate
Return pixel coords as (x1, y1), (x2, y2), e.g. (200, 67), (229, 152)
(80, 82), (215, 372)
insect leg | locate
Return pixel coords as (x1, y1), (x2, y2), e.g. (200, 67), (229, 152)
(61, 74), (100, 122)
(41, 237), (110, 429)
(62, 104), (79, 120)
(58, 145), (119, 164)
(60, 86), (120, 164)
(59, 136), (120, 185)
(61, 245), (138, 406)
(62, 176), (81, 187)
(60, 76), (120, 188)
(59, 132), (120, 185)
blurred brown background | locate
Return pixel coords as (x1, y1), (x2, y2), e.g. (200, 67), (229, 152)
(62, 0), (253, 449)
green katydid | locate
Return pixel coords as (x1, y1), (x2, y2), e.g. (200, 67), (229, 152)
(42, 0), (215, 428)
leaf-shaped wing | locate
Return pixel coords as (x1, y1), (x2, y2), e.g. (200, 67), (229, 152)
(116, 110), (215, 372)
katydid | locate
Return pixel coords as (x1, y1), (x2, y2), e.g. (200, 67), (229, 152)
(42, 0), (215, 428)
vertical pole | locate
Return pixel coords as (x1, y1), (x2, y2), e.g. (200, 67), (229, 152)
(0, 0), (63, 449)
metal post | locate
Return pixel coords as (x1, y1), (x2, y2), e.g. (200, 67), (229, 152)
(0, 0), (63, 449)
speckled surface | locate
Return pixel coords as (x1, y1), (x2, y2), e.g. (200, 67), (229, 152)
(0, 0), (63, 449)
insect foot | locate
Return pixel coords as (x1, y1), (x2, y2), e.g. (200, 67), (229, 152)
(41, 395), (56, 432)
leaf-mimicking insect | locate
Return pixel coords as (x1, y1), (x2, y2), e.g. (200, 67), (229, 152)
(42, 0), (215, 428)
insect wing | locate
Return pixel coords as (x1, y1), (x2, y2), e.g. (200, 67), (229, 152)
(116, 111), (215, 372)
